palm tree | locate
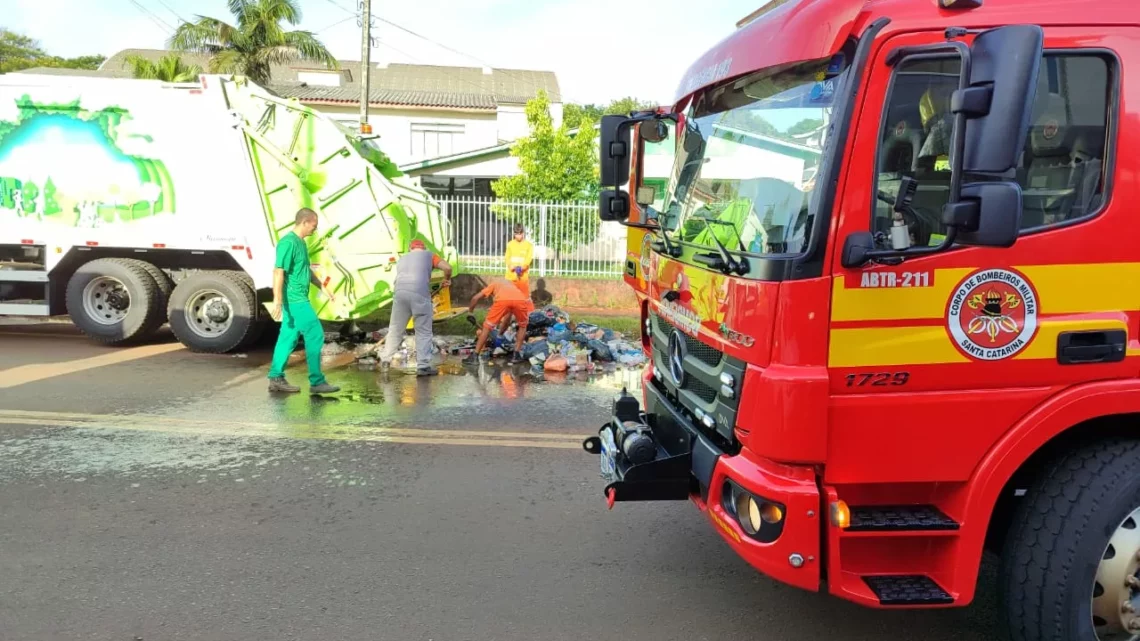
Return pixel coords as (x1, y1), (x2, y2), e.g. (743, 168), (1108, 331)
(168, 0), (338, 87)
(124, 53), (203, 82)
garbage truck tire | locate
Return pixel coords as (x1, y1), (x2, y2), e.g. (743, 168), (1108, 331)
(132, 260), (174, 324)
(168, 270), (258, 354)
(65, 257), (164, 345)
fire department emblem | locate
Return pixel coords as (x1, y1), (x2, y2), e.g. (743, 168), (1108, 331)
(947, 268), (1039, 361)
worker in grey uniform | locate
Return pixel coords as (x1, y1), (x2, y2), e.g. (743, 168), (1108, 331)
(379, 239), (452, 376)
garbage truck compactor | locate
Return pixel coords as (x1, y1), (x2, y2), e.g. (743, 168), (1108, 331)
(0, 73), (458, 352)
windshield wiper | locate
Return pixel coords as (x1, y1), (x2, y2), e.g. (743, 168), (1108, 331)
(702, 219), (747, 252)
(645, 206), (682, 257)
(691, 216), (749, 276)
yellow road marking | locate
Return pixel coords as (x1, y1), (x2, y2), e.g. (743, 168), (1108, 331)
(0, 409), (588, 449)
(0, 342), (185, 388)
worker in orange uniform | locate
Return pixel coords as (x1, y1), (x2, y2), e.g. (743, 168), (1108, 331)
(462, 278), (533, 365)
(504, 223), (533, 298)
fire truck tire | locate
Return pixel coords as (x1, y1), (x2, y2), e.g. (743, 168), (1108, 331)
(65, 258), (164, 345)
(167, 270), (258, 354)
(1000, 438), (1140, 641)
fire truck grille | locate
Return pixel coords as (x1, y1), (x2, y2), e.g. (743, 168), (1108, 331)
(652, 313), (723, 367)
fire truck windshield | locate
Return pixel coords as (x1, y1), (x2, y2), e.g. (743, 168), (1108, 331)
(659, 56), (848, 258)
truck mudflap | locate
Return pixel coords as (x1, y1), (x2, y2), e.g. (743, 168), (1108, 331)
(582, 388), (693, 508)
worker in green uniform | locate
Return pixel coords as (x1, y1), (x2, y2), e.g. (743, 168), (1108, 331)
(267, 208), (340, 395)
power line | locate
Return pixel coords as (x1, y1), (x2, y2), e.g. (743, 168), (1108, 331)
(125, 0), (175, 33)
(151, 0), (187, 25)
(314, 14), (358, 33)
(314, 0), (550, 101)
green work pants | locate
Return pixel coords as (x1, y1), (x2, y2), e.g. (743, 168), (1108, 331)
(268, 301), (328, 386)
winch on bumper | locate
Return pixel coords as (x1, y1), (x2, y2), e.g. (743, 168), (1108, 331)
(584, 382), (823, 592)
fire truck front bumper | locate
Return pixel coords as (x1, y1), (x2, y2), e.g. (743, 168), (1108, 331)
(583, 382), (822, 593)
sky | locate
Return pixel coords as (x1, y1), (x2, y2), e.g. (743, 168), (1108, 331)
(6, 0), (762, 105)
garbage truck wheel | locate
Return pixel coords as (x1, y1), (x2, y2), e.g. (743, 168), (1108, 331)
(131, 260), (174, 324)
(168, 271), (258, 354)
(65, 258), (164, 345)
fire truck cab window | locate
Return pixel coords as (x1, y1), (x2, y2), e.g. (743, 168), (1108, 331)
(873, 54), (1112, 245)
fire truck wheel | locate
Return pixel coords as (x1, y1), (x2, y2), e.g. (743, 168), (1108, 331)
(65, 258), (164, 345)
(1000, 438), (1140, 641)
(167, 270), (258, 354)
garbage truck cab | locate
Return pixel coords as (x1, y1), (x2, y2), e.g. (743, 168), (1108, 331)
(586, 0), (1140, 638)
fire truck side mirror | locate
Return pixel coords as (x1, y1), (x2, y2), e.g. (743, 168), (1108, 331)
(638, 119), (669, 144)
(948, 182), (1023, 248)
(959, 24), (1045, 175)
(600, 115), (632, 190)
(600, 190), (631, 222)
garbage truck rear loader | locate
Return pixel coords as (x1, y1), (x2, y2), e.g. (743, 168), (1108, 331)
(0, 73), (457, 352)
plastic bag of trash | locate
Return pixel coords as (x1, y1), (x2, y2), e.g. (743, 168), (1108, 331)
(544, 354), (569, 372)
(587, 339), (613, 362)
(528, 311), (553, 328)
(548, 328), (572, 344)
(617, 350), (647, 366)
(321, 342), (348, 363)
(522, 340), (550, 360)
(576, 322), (600, 336)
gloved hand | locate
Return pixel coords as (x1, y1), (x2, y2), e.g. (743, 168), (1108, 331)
(513, 266), (523, 277)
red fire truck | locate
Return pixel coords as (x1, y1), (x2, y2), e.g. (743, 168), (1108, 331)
(585, 1), (1139, 639)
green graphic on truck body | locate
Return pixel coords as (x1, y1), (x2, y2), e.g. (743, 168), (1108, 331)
(0, 76), (459, 324)
(0, 95), (174, 227)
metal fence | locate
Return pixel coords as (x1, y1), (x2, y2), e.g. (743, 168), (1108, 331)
(437, 196), (628, 279)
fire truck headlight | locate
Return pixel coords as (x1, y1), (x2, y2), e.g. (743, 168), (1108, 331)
(734, 493), (784, 535)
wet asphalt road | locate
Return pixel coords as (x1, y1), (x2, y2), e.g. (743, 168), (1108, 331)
(0, 323), (1004, 641)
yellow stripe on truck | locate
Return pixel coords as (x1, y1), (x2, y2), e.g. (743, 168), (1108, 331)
(829, 326), (968, 367)
(832, 264), (1140, 323)
(831, 268), (972, 322)
(828, 318), (1131, 368)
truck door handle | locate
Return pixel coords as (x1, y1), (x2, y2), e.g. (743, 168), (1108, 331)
(1057, 329), (1127, 365)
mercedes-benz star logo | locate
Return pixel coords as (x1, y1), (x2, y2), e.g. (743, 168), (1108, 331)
(667, 330), (687, 386)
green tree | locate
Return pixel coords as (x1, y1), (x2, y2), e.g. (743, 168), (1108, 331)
(787, 118), (824, 136)
(563, 97), (658, 130)
(0, 29), (104, 73)
(124, 53), (203, 82)
(168, 0), (337, 87)
(492, 90), (599, 268)
(605, 96), (657, 117)
(563, 103), (603, 130)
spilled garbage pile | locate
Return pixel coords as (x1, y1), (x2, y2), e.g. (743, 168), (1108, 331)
(510, 305), (648, 373)
(325, 305), (648, 373)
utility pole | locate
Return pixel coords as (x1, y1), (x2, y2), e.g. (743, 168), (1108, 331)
(357, 0), (374, 134)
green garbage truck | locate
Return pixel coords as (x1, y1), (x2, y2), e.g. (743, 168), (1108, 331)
(0, 72), (458, 352)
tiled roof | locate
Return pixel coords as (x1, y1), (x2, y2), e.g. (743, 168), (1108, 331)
(271, 85), (499, 110)
(81, 49), (561, 110)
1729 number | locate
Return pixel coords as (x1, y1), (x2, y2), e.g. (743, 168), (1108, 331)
(845, 372), (910, 387)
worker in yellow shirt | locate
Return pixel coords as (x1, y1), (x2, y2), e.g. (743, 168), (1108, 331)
(504, 223), (533, 298)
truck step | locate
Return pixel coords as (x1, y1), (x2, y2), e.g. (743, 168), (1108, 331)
(848, 504), (959, 532)
(863, 575), (954, 606)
